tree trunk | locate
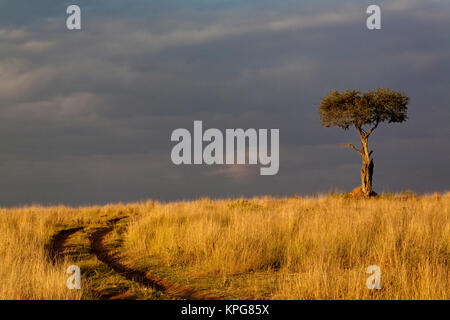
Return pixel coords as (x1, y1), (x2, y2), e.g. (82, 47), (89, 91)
(360, 136), (374, 197)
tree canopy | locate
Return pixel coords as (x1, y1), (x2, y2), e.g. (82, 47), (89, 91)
(318, 88), (409, 136)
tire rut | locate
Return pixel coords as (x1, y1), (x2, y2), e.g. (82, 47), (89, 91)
(89, 217), (222, 300)
(48, 227), (84, 264)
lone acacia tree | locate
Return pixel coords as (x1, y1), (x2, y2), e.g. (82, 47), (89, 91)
(318, 88), (409, 197)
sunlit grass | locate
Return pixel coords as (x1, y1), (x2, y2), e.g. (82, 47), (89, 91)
(1, 193), (448, 299)
(123, 193), (450, 299)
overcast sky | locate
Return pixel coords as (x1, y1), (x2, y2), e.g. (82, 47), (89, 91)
(0, 0), (449, 206)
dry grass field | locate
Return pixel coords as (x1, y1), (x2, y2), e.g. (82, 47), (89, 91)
(0, 206), (91, 299)
(0, 192), (449, 300)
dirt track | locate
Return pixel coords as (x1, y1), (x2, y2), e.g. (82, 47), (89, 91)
(89, 218), (221, 300)
(48, 227), (83, 264)
(47, 217), (221, 300)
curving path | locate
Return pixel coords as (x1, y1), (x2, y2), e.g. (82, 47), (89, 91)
(89, 217), (221, 300)
(47, 217), (222, 300)
(48, 227), (83, 264)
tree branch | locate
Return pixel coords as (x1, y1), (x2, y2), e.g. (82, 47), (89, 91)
(355, 125), (366, 139)
(366, 121), (379, 137)
(340, 143), (363, 155)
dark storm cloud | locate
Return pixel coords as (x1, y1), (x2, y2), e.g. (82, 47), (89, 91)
(0, 0), (449, 206)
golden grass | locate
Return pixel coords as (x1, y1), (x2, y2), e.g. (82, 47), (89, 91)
(123, 193), (450, 299)
(0, 193), (448, 299)
(0, 204), (125, 299)
(0, 206), (79, 299)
